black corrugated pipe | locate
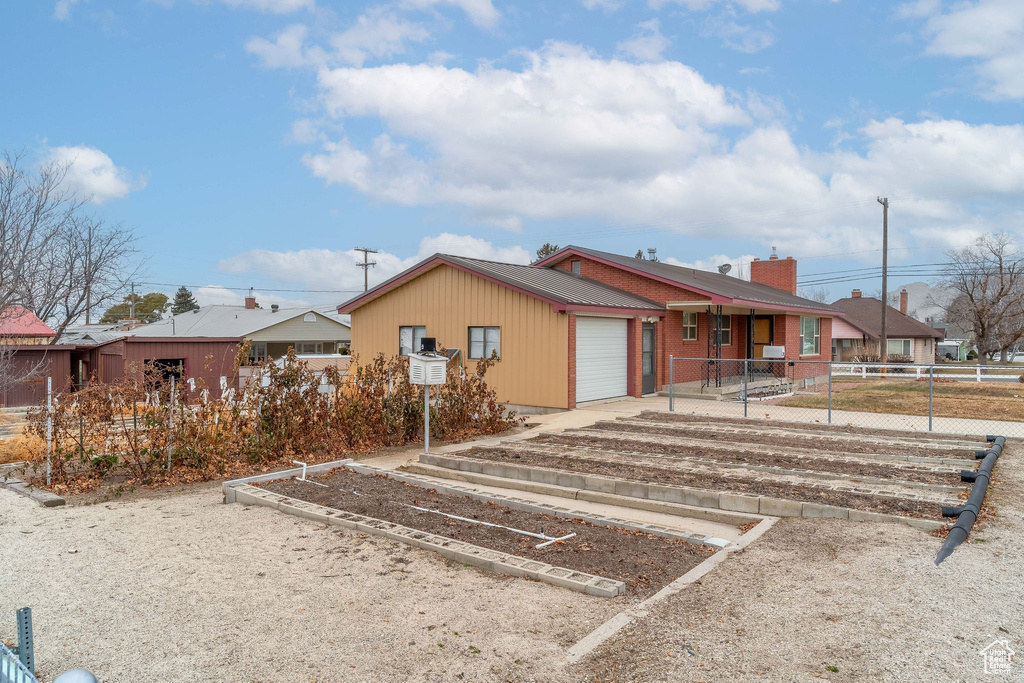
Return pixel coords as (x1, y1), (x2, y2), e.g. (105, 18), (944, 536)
(935, 435), (1005, 565)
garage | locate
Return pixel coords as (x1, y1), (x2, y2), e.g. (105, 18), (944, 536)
(575, 316), (628, 403)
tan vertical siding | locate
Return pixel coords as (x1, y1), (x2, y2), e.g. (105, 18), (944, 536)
(350, 264), (569, 409)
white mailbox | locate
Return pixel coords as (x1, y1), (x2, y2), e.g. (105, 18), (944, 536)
(409, 353), (448, 386)
(762, 345), (786, 359)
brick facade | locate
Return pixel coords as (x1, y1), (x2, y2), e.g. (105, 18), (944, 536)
(552, 252), (833, 392)
(750, 255), (797, 294)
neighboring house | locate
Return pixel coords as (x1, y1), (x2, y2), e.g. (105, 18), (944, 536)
(338, 246), (836, 412)
(0, 306), (56, 345)
(129, 296), (351, 362)
(937, 338), (970, 361)
(830, 288), (943, 363)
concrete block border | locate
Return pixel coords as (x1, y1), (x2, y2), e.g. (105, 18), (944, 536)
(418, 452), (949, 532)
(222, 460), (627, 597)
(0, 471), (66, 507)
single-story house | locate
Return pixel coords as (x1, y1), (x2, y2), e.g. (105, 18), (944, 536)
(0, 306), (56, 345)
(829, 288), (943, 363)
(127, 296), (351, 362)
(338, 246), (836, 412)
(937, 338), (970, 362)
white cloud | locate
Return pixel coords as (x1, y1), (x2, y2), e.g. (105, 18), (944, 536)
(246, 24), (310, 68)
(581, 0), (625, 12)
(664, 253), (758, 280)
(703, 15), (775, 53)
(911, 0), (1024, 100)
(193, 285), (309, 308)
(218, 233), (532, 294)
(330, 8), (430, 67)
(248, 10), (430, 69)
(46, 145), (144, 204)
(401, 0), (500, 29)
(617, 19), (670, 61)
(219, 0), (313, 13)
(53, 0), (81, 21)
(651, 0), (781, 13)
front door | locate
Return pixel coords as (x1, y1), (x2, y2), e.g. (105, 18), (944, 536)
(642, 323), (656, 394)
(752, 317), (772, 358)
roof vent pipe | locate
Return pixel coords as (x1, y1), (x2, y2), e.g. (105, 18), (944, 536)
(271, 304), (279, 312)
(192, 305), (200, 313)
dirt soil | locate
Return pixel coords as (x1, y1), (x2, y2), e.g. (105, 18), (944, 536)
(632, 410), (988, 444)
(534, 432), (962, 485)
(259, 468), (716, 597)
(591, 419), (979, 460)
(462, 446), (947, 518)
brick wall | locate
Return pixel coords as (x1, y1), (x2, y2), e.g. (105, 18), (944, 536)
(750, 256), (797, 294)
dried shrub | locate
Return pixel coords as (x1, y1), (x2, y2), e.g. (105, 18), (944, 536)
(23, 350), (519, 491)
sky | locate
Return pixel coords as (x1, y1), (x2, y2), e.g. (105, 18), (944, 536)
(4, 0), (1024, 313)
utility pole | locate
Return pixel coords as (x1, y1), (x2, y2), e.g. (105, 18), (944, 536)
(354, 247), (378, 292)
(877, 197), (889, 363)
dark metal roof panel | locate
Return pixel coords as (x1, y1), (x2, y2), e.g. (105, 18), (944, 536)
(548, 245), (838, 312)
(443, 255), (664, 310)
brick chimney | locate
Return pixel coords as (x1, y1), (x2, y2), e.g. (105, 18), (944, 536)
(900, 288), (908, 315)
(851, 289), (862, 298)
(244, 287), (256, 310)
(749, 247), (797, 294)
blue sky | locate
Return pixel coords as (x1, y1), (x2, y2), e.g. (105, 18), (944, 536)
(4, 0), (1023, 312)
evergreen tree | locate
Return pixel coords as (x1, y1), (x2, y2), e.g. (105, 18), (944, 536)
(100, 292), (169, 324)
(171, 286), (198, 315)
(535, 243), (560, 261)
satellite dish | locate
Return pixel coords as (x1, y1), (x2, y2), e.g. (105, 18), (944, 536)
(718, 263), (732, 275)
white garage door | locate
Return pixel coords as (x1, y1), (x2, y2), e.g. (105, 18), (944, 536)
(576, 316), (628, 403)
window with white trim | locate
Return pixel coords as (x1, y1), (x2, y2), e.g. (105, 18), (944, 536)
(248, 341), (267, 362)
(469, 326), (501, 359)
(296, 342), (323, 354)
(682, 312), (698, 340)
(715, 315), (731, 346)
(887, 338), (912, 356)
(800, 317), (820, 355)
(399, 326), (426, 356)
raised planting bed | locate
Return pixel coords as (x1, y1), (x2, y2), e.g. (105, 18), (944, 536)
(589, 419), (980, 460)
(255, 467), (717, 597)
(632, 411), (986, 445)
(456, 446), (954, 519)
(530, 432), (964, 485)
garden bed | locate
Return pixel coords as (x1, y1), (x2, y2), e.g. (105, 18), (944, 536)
(530, 432), (963, 484)
(257, 468), (716, 597)
(591, 418), (978, 459)
(458, 446), (948, 519)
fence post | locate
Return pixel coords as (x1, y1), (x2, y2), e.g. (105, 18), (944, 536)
(743, 358), (748, 418)
(668, 355), (674, 412)
(929, 365), (934, 432)
(424, 384), (430, 453)
(167, 375), (175, 472)
(827, 361), (833, 424)
(15, 606), (34, 675)
(46, 377), (52, 487)
(976, 366), (981, 382)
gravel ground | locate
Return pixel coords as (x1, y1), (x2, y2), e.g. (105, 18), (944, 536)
(0, 483), (618, 682)
(577, 444), (1024, 683)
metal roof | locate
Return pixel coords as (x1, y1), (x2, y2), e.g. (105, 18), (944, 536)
(542, 246), (838, 313)
(126, 305), (349, 338)
(338, 254), (665, 313)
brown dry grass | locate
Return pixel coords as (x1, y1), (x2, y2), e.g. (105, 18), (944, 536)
(0, 433), (44, 464)
(777, 379), (1024, 421)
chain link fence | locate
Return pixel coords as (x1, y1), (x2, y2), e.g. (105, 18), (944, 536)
(667, 356), (1024, 438)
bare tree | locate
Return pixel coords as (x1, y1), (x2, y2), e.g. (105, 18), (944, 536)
(0, 150), (140, 393)
(799, 286), (831, 304)
(939, 233), (1024, 365)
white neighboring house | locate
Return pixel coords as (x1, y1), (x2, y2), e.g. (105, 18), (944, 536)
(130, 300), (351, 362)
